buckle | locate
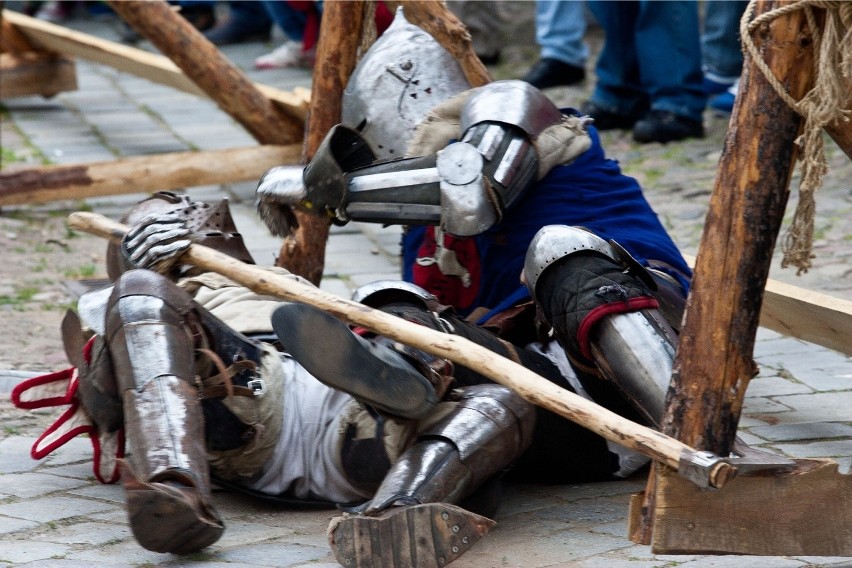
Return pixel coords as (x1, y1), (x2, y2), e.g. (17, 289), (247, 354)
(247, 378), (267, 397)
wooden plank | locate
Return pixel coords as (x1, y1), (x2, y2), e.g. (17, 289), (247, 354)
(0, 52), (77, 99)
(641, 459), (852, 556)
(1, 9), (309, 120)
(0, 145), (301, 206)
(682, 254), (852, 356)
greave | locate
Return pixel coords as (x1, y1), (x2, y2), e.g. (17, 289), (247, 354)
(105, 270), (223, 554)
(365, 384), (535, 515)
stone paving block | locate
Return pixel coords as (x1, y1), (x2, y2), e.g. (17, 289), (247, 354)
(37, 461), (93, 480)
(677, 557), (806, 567)
(0, 438), (40, 474)
(0, 472), (90, 498)
(0, 540), (71, 564)
(748, 421), (852, 442)
(571, 555), (666, 568)
(0, 515), (39, 535)
(771, 439), (852, 459)
(792, 557), (852, 566)
(0, 495), (118, 523)
(767, 392), (852, 423)
(10, 560), (119, 567)
(318, 278), (352, 300)
(216, 541), (330, 566)
(348, 272), (406, 289)
(65, 537), (178, 564)
(68, 483), (124, 504)
(37, 520), (130, 546)
(741, 396), (795, 415)
(745, 376), (814, 398)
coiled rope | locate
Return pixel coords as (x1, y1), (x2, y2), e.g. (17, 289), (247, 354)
(740, 0), (851, 274)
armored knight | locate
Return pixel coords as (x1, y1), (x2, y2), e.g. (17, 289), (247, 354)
(12, 9), (693, 568)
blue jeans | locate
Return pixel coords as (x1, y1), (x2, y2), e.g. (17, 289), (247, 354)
(702, 0), (747, 83)
(587, 0), (705, 121)
(259, 0), (308, 42)
(535, 0), (588, 67)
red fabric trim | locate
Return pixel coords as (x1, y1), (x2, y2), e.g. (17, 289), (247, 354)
(577, 297), (660, 359)
(11, 367), (75, 409)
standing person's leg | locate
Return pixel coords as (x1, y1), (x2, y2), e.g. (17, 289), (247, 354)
(447, 0), (505, 65)
(521, 0), (587, 89)
(254, 0), (313, 69)
(582, 0), (648, 129)
(204, 1), (272, 46)
(702, 0), (747, 89)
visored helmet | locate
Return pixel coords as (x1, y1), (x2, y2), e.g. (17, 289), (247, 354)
(341, 7), (471, 161)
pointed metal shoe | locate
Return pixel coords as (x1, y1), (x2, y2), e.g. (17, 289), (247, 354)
(271, 303), (439, 419)
(328, 502), (495, 568)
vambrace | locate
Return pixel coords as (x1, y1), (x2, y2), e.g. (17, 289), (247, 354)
(364, 384), (535, 515)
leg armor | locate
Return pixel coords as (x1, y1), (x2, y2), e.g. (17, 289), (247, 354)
(105, 270), (225, 554)
(523, 225), (684, 427)
(329, 384), (535, 568)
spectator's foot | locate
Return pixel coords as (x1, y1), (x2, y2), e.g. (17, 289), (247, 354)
(329, 503), (494, 568)
(579, 101), (642, 130)
(632, 110), (704, 143)
(478, 51), (502, 66)
(702, 76), (735, 96)
(35, 1), (74, 22)
(179, 4), (217, 32)
(255, 41), (307, 70)
(204, 17), (271, 46)
(709, 79), (739, 116)
(271, 302), (440, 420)
(521, 58), (585, 89)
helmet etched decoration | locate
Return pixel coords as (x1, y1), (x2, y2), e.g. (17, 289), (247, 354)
(341, 8), (471, 161)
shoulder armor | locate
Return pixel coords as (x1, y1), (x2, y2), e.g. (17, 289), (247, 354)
(460, 80), (564, 139)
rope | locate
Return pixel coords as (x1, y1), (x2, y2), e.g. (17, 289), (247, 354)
(739, 0), (851, 274)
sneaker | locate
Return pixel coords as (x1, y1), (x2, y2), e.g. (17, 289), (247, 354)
(579, 101), (644, 131)
(521, 58), (585, 90)
(254, 41), (305, 70)
(632, 110), (704, 143)
(709, 79), (739, 116)
(204, 17), (271, 46)
(35, 1), (74, 23)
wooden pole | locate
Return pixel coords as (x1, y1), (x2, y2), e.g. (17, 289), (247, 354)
(68, 210), (733, 483)
(107, 0), (303, 145)
(274, 0), (372, 285)
(633, 0), (818, 545)
(0, 145), (301, 207)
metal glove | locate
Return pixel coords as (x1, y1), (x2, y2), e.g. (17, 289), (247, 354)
(121, 208), (194, 273)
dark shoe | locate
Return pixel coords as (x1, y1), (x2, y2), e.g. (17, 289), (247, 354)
(329, 503), (494, 568)
(478, 51), (502, 66)
(521, 58), (585, 89)
(579, 101), (642, 131)
(271, 303), (440, 419)
(180, 4), (216, 32)
(204, 17), (271, 46)
(632, 110), (704, 143)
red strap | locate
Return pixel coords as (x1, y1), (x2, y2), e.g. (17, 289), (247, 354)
(576, 297), (660, 360)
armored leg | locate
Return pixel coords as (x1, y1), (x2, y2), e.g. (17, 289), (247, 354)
(105, 270), (224, 554)
(330, 384), (535, 568)
(524, 225), (684, 427)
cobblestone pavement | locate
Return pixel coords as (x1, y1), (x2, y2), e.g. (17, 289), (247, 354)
(1, 5), (850, 567)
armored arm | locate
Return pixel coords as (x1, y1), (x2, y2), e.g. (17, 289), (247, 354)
(256, 80), (592, 238)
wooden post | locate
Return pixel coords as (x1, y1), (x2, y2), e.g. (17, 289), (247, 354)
(633, 0), (818, 545)
(0, 145), (301, 206)
(107, 0), (303, 145)
(274, 0), (373, 285)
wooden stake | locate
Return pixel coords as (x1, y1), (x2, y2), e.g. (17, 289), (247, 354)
(633, 0), (819, 546)
(0, 145), (301, 207)
(107, 1), (303, 145)
(274, 0), (372, 285)
(0, 52), (77, 99)
(67, 210), (724, 481)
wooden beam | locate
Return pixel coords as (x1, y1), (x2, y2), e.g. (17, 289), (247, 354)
(630, 459), (852, 556)
(0, 52), (77, 99)
(0, 9), (309, 120)
(682, 255), (852, 356)
(0, 145), (301, 206)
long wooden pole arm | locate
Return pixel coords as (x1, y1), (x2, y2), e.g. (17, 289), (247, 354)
(67, 211), (736, 489)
